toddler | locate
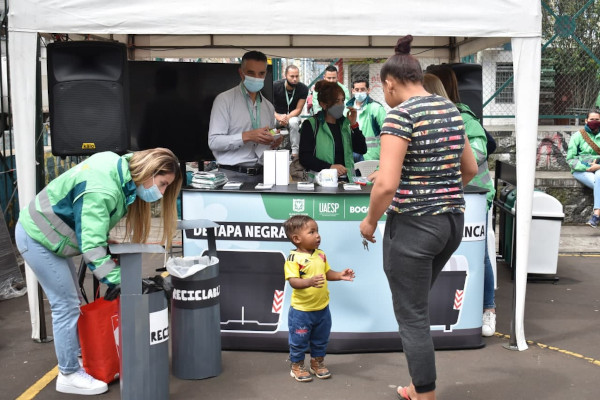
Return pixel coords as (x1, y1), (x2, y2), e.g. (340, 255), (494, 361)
(283, 215), (355, 382)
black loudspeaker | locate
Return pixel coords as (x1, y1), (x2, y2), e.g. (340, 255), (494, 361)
(47, 41), (129, 156)
(450, 63), (483, 120)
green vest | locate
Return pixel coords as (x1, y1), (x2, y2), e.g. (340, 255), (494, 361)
(307, 113), (355, 179)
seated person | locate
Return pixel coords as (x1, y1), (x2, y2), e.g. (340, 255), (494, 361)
(208, 50), (282, 182)
(298, 80), (366, 180)
(273, 65), (309, 159)
(566, 107), (600, 227)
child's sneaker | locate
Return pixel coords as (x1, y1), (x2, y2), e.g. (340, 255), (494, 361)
(290, 361), (313, 382)
(587, 214), (600, 228)
(56, 368), (108, 395)
(309, 356), (331, 379)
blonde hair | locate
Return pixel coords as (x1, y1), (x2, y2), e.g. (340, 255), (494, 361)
(126, 147), (182, 249)
(423, 73), (450, 99)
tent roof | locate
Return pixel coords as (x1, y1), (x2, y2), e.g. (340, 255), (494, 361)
(9, 0), (541, 37)
(10, 0), (541, 59)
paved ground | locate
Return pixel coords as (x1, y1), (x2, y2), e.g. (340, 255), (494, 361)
(1, 224), (599, 399)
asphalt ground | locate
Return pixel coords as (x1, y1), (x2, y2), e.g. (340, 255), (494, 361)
(1, 224), (599, 400)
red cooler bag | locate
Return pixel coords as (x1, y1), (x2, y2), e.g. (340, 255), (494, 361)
(78, 296), (121, 383)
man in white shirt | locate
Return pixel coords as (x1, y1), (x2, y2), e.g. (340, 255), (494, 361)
(208, 51), (282, 182)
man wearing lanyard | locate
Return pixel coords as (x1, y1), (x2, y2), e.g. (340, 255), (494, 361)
(209, 50), (282, 182)
(273, 65), (309, 159)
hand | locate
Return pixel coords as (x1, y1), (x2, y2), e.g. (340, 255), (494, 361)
(367, 170), (378, 183)
(347, 107), (357, 125)
(340, 268), (355, 281)
(588, 161), (600, 172)
(243, 127), (275, 145)
(275, 113), (289, 126)
(270, 133), (284, 149)
(330, 164), (347, 176)
(359, 219), (377, 244)
(309, 274), (325, 288)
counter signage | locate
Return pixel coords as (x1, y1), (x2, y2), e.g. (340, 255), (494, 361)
(462, 223), (486, 241)
(186, 222), (288, 242)
(262, 194), (373, 221)
(149, 308), (169, 345)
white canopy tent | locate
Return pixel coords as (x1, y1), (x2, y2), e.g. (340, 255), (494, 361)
(8, 0), (541, 351)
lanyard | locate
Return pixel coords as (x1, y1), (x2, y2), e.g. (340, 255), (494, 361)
(240, 83), (261, 129)
(284, 86), (296, 113)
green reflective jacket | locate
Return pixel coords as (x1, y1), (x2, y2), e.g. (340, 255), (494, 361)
(566, 127), (600, 172)
(458, 103), (495, 208)
(18, 152), (137, 285)
(346, 96), (387, 160)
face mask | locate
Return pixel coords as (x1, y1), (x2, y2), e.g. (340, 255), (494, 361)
(136, 178), (163, 203)
(286, 80), (297, 88)
(354, 92), (367, 103)
(587, 120), (600, 131)
(243, 75), (265, 93)
(327, 104), (345, 119)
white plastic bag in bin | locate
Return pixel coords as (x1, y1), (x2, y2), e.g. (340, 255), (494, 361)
(166, 255), (219, 279)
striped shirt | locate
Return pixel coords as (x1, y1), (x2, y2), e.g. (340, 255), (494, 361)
(381, 94), (466, 216)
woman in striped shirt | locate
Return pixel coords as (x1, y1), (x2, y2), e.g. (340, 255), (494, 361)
(359, 35), (477, 400)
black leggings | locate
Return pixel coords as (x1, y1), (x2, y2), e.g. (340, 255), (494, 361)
(383, 212), (464, 393)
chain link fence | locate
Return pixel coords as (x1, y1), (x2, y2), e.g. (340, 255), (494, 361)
(481, 0), (600, 125)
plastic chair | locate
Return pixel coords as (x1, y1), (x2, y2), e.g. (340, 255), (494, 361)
(354, 160), (379, 177)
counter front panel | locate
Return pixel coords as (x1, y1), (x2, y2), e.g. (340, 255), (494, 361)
(182, 185), (487, 352)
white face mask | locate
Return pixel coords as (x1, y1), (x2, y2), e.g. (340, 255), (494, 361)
(243, 75), (265, 93)
(354, 92), (367, 103)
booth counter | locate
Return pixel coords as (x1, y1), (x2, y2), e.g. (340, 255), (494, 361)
(181, 184), (487, 352)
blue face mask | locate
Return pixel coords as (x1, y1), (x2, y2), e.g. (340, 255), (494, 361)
(243, 75), (265, 93)
(354, 92), (367, 103)
(136, 178), (163, 203)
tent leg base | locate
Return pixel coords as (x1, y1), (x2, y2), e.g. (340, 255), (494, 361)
(33, 335), (54, 343)
(502, 342), (519, 351)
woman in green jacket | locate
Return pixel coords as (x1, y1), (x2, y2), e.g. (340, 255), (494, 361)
(299, 80), (367, 180)
(426, 66), (498, 338)
(15, 147), (182, 395)
(566, 107), (600, 227)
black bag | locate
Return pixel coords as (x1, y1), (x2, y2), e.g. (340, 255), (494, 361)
(484, 128), (496, 159)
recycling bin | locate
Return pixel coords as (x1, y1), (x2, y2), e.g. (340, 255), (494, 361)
(170, 220), (221, 380)
(109, 244), (169, 400)
(527, 191), (564, 274)
(499, 190), (564, 274)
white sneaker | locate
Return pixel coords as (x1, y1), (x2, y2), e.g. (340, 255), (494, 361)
(56, 368), (108, 395)
(482, 310), (496, 337)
